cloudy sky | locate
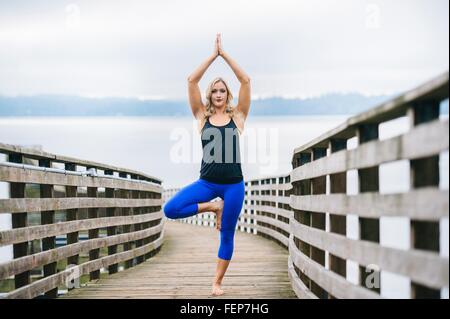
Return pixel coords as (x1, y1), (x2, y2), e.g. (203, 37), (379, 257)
(0, 0), (448, 100)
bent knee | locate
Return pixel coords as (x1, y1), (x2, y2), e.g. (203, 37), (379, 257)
(163, 201), (178, 219)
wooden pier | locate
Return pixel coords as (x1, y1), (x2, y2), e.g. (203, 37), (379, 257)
(62, 221), (296, 299)
(0, 72), (448, 299)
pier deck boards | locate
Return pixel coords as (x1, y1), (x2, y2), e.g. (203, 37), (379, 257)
(62, 221), (297, 299)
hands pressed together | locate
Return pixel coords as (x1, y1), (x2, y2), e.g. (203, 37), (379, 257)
(213, 33), (225, 58)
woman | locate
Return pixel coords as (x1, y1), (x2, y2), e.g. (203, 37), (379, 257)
(163, 33), (251, 296)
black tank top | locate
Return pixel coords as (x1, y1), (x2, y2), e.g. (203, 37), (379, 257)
(199, 116), (244, 184)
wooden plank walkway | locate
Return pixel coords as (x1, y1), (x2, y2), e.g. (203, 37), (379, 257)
(62, 221), (297, 299)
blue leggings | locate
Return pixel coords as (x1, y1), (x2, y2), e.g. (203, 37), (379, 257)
(163, 178), (245, 260)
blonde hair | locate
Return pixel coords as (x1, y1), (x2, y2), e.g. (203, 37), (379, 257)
(204, 77), (235, 119)
(197, 77), (237, 134)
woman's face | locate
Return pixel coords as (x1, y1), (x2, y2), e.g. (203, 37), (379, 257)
(211, 81), (227, 108)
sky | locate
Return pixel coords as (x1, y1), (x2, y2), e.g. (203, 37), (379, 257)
(0, 0), (448, 100)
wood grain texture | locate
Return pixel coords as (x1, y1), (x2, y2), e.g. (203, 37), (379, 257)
(62, 221), (297, 299)
(0, 142), (162, 183)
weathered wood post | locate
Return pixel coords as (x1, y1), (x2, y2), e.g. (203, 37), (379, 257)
(357, 123), (381, 293)
(39, 158), (57, 298)
(408, 99), (441, 298)
(105, 169), (118, 274)
(119, 172), (133, 269)
(87, 167), (100, 280)
(8, 153), (30, 289)
(65, 163), (79, 270)
(328, 139), (347, 292)
(293, 151), (312, 290)
(310, 147), (327, 298)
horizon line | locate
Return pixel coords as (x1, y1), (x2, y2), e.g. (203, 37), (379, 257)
(0, 91), (395, 101)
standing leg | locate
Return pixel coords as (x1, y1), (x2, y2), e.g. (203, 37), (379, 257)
(212, 181), (245, 296)
(163, 179), (219, 219)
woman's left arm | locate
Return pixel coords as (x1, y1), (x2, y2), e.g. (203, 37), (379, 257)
(218, 35), (251, 118)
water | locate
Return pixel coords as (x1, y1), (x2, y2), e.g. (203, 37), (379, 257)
(0, 115), (353, 188)
(0, 115), (448, 298)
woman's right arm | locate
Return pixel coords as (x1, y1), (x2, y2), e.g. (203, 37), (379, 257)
(187, 35), (220, 119)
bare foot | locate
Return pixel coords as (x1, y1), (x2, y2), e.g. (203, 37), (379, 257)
(212, 200), (224, 230)
(211, 283), (224, 296)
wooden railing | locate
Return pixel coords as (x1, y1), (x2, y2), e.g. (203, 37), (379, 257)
(165, 72), (449, 299)
(0, 144), (164, 299)
(241, 176), (293, 244)
(290, 72), (449, 299)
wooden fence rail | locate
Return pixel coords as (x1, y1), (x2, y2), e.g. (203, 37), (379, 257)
(0, 144), (164, 299)
(290, 72), (448, 299)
